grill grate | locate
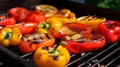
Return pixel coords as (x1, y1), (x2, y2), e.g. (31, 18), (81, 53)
(6, 42), (120, 67)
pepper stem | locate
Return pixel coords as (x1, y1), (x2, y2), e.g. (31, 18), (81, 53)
(37, 22), (50, 29)
(49, 42), (67, 56)
(4, 32), (13, 40)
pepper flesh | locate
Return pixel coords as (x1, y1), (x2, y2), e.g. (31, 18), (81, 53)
(0, 27), (22, 47)
(61, 34), (105, 54)
(52, 23), (91, 39)
(19, 33), (55, 53)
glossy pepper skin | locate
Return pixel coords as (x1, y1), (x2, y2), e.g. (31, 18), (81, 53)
(95, 20), (120, 43)
(19, 33), (55, 53)
(6, 22), (37, 35)
(52, 23), (91, 39)
(61, 34), (105, 54)
(0, 15), (16, 26)
(26, 11), (45, 24)
(8, 7), (29, 22)
(0, 27), (22, 47)
(8, 7), (45, 23)
(33, 43), (70, 67)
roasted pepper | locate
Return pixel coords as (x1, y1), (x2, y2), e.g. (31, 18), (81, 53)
(19, 33), (55, 53)
(0, 15), (16, 26)
(26, 11), (45, 24)
(8, 7), (29, 22)
(6, 22), (37, 35)
(36, 4), (58, 18)
(35, 22), (50, 34)
(77, 15), (106, 31)
(95, 20), (120, 43)
(33, 42), (70, 67)
(52, 23), (91, 39)
(46, 9), (76, 25)
(8, 7), (45, 23)
(61, 34), (105, 54)
(0, 27), (22, 47)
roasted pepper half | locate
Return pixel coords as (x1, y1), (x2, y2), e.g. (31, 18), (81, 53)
(36, 4), (58, 18)
(33, 42), (70, 67)
(77, 15), (106, 31)
(0, 15), (16, 26)
(61, 34), (105, 54)
(19, 33), (55, 53)
(6, 22), (37, 35)
(95, 20), (120, 43)
(0, 27), (22, 47)
(46, 9), (76, 25)
(52, 23), (91, 39)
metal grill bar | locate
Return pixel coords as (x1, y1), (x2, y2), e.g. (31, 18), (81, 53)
(105, 55), (120, 67)
(92, 45), (120, 67)
(78, 42), (118, 67)
(66, 52), (92, 67)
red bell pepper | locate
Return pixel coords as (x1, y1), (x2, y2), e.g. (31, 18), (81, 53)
(8, 7), (29, 22)
(19, 33), (55, 53)
(8, 7), (45, 23)
(0, 15), (16, 26)
(61, 34), (105, 54)
(95, 20), (120, 43)
(25, 11), (45, 24)
(6, 22), (37, 35)
(52, 23), (91, 39)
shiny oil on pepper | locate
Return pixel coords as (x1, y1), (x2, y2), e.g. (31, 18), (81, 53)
(95, 20), (120, 43)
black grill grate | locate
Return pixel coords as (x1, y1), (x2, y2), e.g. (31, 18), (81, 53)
(5, 42), (120, 67)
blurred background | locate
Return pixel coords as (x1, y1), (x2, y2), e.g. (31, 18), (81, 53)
(69, 0), (120, 11)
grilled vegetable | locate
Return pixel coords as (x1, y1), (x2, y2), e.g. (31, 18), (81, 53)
(36, 4), (58, 18)
(77, 15), (106, 31)
(19, 33), (55, 53)
(95, 20), (120, 43)
(6, 22), (37, 35)
(0, 27), (22, 47)
(33, 42), (70, 67)
(61, 34), (105, 54)
(0, 15), (16, 26)
(8, 7), (45, 23)
(8, 7), (29, 22)
(52, 23), (91, 39)
(25, 11), (45, 24)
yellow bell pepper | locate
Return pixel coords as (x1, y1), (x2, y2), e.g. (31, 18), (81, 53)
(33, 42), (70, 67)
(0, 27), (22, 47)
(77, 15), (106, 31)
(47, 9), (76, 25)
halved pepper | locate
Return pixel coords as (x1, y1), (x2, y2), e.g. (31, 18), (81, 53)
(61, 34), (105, 54)
(0, 27), (22, 47)
(0, 15), (16, 26)
(52, 23), (91, 39)
(6, 22), (37, 35)
(19, 33), (55, 53)
(95, 20), (120, 43)
(33, 42), (70, 67)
